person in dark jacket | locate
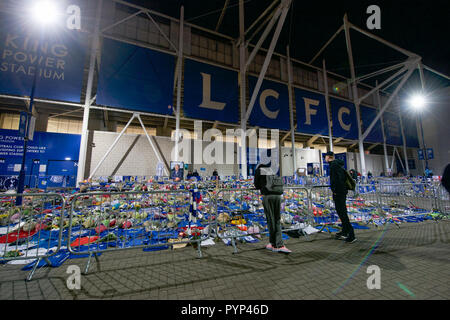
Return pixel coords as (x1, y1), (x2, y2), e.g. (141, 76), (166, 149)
(212, 169), (219, 180)
(254, 163), (291, 253)
(442, 163), (450, 194)
(325, 151), (356, 243)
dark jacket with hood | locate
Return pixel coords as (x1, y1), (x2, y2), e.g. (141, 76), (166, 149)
(329, 159), (347, 195)
(254, 163), (271, 195)
(442, 163), (450, 194)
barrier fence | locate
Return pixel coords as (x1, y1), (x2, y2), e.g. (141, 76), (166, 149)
(213, 187), (311, 253)
(67, 189), (215, 274)
(0, 181), (448, 281)
(0, 193), (66, 281)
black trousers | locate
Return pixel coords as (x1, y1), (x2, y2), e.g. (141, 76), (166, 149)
(332, 192), (354, 237)
(262, 194), (284, 248)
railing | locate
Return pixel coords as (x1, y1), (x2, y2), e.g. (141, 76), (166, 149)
(1, 180), (448, 281)
(0, 193), (66, 281)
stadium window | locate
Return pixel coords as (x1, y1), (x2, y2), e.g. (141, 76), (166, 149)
(47, 117), (82, 134)
(0, 113), (20, 130)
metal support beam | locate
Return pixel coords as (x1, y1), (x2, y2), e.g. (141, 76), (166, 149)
(322, 60), (333, 152)
(77, 0), (103, 185)
(215, 0), (230, 31)
(309, 25), (344, 65)
(422, 64), (450, 81)
(344, 14), (366, 176)
(357, 66), (408, 104)
(174, 6), (184, 162)
(245, 9), (276, 48)
(136, 114), (169, 176)
(348, 22), (418, 59)
(101, 9), (143, 34)
(88, 113), (137, 179)
(243, 0), (279, 42)
(361, 63), (417, 142)
(354, 61), (406, 83)
(306, 134), (320, 147)
(397, 96), (410, 175)
(394, 147), (406, 172)
(333, 137), (343, 144)
(286, 45), (297, 175)
(144, 11), (178, 52)
(367, 143), (380, 151)
(239, 0), (247, 179)
(245, 0), (291, 121)
(245, 5), (283, 69)
(281, 125), (296, 143)
(375, 81), (389, 175)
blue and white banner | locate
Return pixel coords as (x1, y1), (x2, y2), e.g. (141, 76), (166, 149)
(0, 129), (80, 175)
(248, 77), (290, 131)
(295, 88), (329, 136)
(330, 98), (358, 140)
(183, 59), (239, 123)
(0, 129), (80, 188)
(0, 11), (88, 102)
(383, 112), (402, 146)
(401, 112), (420, 148)
(360, 105), (383, 143)
(96, 38), (175, 115)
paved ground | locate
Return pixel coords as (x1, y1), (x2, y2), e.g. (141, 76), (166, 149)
(0, 220), (449, 300)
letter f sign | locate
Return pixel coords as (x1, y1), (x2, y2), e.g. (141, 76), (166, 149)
(303, 98), (320, 125)
(199, 73), (226, 111)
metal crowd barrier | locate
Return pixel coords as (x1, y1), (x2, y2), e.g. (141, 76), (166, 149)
(435, 184), (450, 215)
(2, 180), (448, 280)
(0, 193), (66, 281)
(67, 189), (215, 275)
(214, 187), (310, 253)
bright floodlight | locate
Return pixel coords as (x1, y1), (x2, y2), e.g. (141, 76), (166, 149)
(409, 94), (426, 110)
(31, 0), (59, 26)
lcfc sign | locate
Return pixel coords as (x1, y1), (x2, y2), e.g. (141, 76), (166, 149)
(183, 59), (239, 123)
(248, 77), (290, 131)
(330, 97), (358, 140)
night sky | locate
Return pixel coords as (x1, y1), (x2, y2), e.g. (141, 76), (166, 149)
(127, 0), (449, 88)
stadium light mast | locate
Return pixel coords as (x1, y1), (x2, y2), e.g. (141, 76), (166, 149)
(408, 92), (429, 172)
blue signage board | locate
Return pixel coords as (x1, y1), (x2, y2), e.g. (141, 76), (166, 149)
(330, 98), (358, 140)
(18, 112), (28, 137)
(402, 111), (420, 148)
(248, 77), (290, 131)
(383, 112), (402, 146)
(295, 88), (329, 136)
(96, 38), (175, 115)
(426, 148), (434, 160)
(183, 59), (239, 123)
(360, 105), (383, 143)
(418, 149), (424, 160)
(0, 129), (81, 188)
(0, 10), (88, 102)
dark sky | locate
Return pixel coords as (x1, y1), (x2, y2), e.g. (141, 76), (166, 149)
(127, 0), (449, 84)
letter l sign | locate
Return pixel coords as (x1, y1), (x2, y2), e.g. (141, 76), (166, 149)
(199, 72), (226, 110)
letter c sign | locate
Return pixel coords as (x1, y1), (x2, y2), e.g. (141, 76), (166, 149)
(259, 89), (280, 119)
(338, 107), (351, 131)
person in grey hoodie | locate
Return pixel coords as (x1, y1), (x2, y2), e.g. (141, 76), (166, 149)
(325, 152), (356, 243)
